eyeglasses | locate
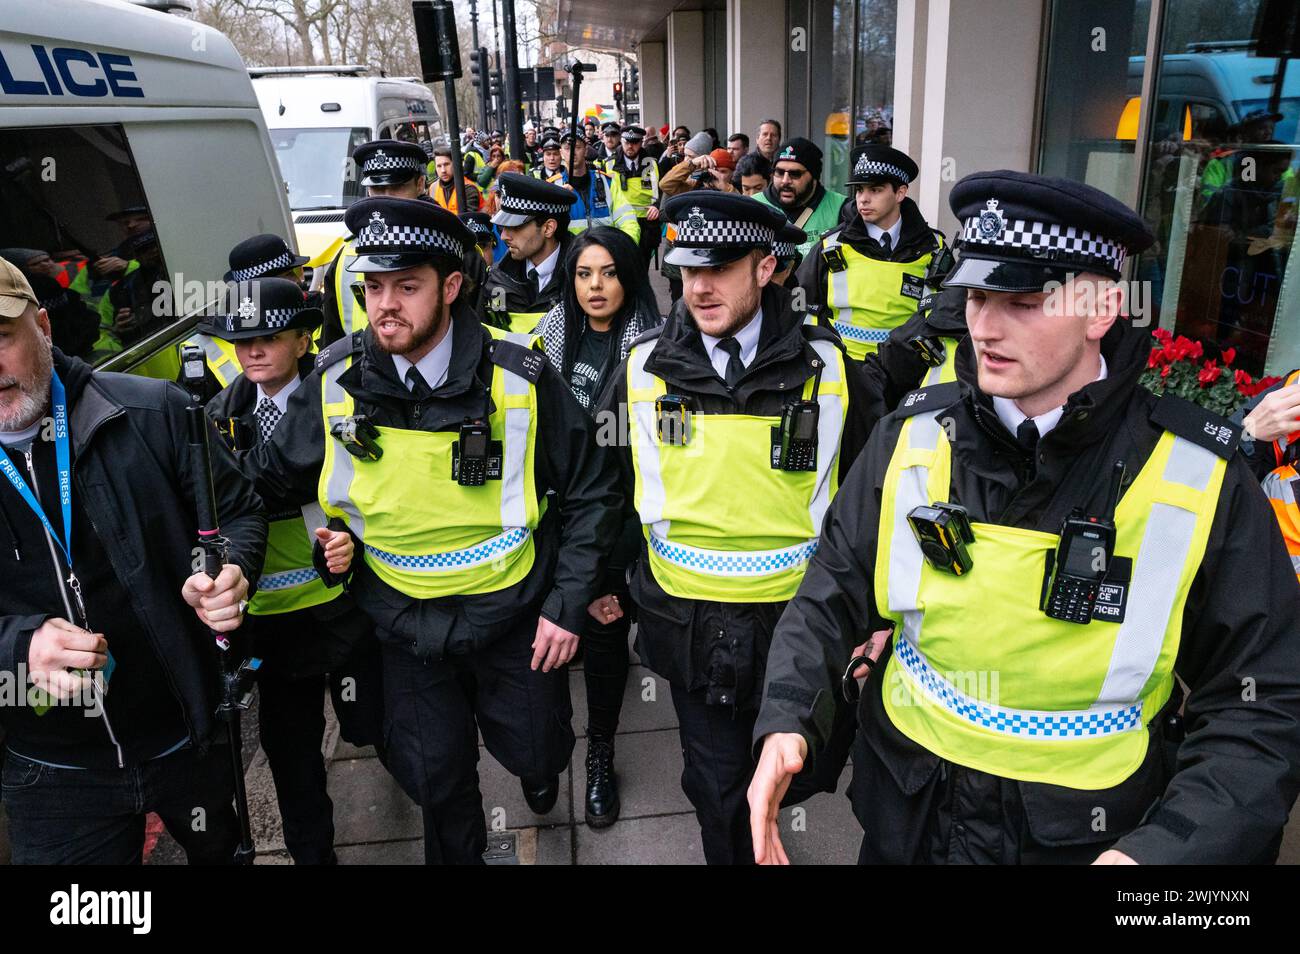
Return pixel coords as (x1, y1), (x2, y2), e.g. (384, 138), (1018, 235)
(772, 168), (807, 181)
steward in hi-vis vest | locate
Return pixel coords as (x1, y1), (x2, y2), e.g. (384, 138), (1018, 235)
(598, 192), (880, 865)
(319, 139), (429, 347)
(199, 277), (384, 865)
(797, 144), (944, 362)
(486, 173), (577, 334)
(246, 197), (621, 865)
(1235, 369), (1300, 582)
(752, 171), (1300, 866)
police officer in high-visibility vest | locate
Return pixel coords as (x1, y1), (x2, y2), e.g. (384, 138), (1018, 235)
(486, 173), (577, 334)
(1236, 370), (1300, 581)
(182, 233), (312, 397)
(797, 144), (944, 362)
(319, 139), (429, 347)
(751, 171), (1300, 865)
(597, 192), (879, 864)
(594, 121), (622, 173)
(199, 277), (384, 864)
(245, 198), (621, 864)
(555, 131), (641, 245)
(606, 125), (662, 267)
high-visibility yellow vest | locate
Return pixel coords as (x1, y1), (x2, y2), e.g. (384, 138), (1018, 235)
(250, 502), (335, 615)
(874, 406), (1225, 789)
(331, 239), (368, 337)
(318, 331), (544, 599)
(627, 337), (849, 602)
(822, 229), (938, 361)
(181, 333), (242, 389)
(613, 156), (659, 215)
(919, 336), (960, 386)
(502, 311), (546, 335)
(1263, 369), (1300, 582)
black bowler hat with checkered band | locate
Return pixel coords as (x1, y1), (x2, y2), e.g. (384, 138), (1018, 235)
(352, 139), (427, 187)
(490, 172), (576, 228)
(772, 220), (807, 267)
(460, 210), (496, 247)
(343, 196), (471, 273)
(198, 277), (322, 342)
(661, 191), (788, 267)
(945, 170), (1154, 292)
(223, 233), (309, 282)
(845, 144), (918, 187)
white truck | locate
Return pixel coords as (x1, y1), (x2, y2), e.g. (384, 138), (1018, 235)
(250, 67), (441, 269)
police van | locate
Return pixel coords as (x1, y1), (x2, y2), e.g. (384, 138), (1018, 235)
(250, 67), (441, 270)
(0, 0), (296, 380)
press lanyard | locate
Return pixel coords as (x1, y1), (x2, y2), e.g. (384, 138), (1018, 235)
(0, 371), (74, 570)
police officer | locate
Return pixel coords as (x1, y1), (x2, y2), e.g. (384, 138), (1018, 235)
(319, 139), (430, 347)
(486, 173), (577, 334)
(595, 121), (622, 172)
(246, 198), (621, 864)
(750, 171), (1300, 865)
(597, 192), (879, 864)
(607, 125), (662, 268)
(198, 278), (383, 865)
(797, 144), (945, 362)
(555, 132), (641, 245)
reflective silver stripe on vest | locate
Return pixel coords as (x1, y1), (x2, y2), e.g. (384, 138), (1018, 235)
(807, 338), (843, 533)
(922, 362), (945, 387)
(497, 332), (535, 530)
(823, 230), (854, 332)
(186, 334), (240, 386)
(322, 357), (366, 538)
(629, 345), (668, 526)
(338, 245), (359, 335)
(888, 410), (1215, 732)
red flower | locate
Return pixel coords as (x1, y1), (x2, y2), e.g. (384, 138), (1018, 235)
(1234, 368), (1252, 387)
(1160, 364), (1172, 380)
(1198, 360), (1220, 386)
(1221, 347), (1236, 366)
(1153, 328), (1173, 345)
(1147, 350), (1161, 369)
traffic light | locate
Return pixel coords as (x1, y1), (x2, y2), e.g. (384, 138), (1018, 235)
(613, 81), (623, 103)
(490, 70), (502, 100)
(469, 48), (485, 89)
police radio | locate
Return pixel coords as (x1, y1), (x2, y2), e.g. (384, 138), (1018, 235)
(1042, 461), (1125, 624)
(907, 502), (975, 576)
(656, 394), (693, 446)
(452, 420), (494, 486)
(771, 360), (823, 471)
(330, 416), (383, 461)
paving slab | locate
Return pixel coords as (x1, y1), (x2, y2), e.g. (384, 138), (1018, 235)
(569, 665), (678, 738)
(328, 757), (424, 846)
(575, 813), (705, 865)
(336, 838), (425, 865)
(477, 747), (572, 830)
(573, 727), (692, 821)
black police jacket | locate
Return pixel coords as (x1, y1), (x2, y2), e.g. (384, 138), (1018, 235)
(0, 349), (267, 755)
(484, 232), (574, 330)
(863, 283), (970, 419)
(206, 354), (377, 680)
(755, 320), (1300, 863)
(244, 302), (622, 658)
(596, 282), (881, 710)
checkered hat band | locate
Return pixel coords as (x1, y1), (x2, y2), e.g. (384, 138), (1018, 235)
(895, 635), (1144, 738)
(362, 154), (423, 174)
(259, 567), (321, 591)
(500, 193), (570, 217)
(853, 159), (909, 182)
(672, 220), (775, 248)
(364, 526), (530, 572)
(649, 532), (818, 577)
(223, 306), (301, 332)
(773, 241), (794, 259)
(230, 250), (294, 282)
(355, 225), (463, 260)
(960, 217), (1127, 272)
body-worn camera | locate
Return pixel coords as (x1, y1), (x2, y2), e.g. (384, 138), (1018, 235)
(907, 335), (946, 369)
(215, 417), (256, 453)
(330, 415), (383, 461)
(452, 420), (501, 486)
(923, 243), (956, 289)
(1042, 461), (1125, 623)
(771, 400), (819, 471)
(657, 394), (694, 446)
(907, 502), (975, 575)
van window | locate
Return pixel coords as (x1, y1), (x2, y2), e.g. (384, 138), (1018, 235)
(271, 126), (370, 212)
(0, 124), (169, 367)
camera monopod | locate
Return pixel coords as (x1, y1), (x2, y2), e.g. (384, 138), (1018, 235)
(181, 345), (262, 865)
(566, 61), (597, 175)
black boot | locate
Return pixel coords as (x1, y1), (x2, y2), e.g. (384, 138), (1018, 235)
(585, 736), (620, 828)
(521, 775), (560, 815)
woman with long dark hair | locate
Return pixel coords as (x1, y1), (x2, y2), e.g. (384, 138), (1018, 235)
(533, 227), (661, 827)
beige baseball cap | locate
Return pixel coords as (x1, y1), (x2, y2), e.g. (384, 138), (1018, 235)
(0, 256), (39, 319)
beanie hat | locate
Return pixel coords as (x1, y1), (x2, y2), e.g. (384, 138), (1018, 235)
(685, 131), (714, 156)
(709, 148), (736, 171)
(774, 137), (823, 181)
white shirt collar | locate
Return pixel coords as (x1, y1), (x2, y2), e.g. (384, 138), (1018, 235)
(864, 217), (903, 250)
(527, 242), (562, 288)
(255, 373), (301, 415)
(700, 307), (763, 382)
(392, 322), (454, 393)
(993, 354), (1108, 440)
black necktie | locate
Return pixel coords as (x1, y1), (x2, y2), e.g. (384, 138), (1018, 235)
(1016, 418), (1040, 453)
(878, 232), (892, 255)
(404, 366), (433, 400)
(717, 336), (745, 389)
(254, 397), (282, 444)
(528, 268), (541, 299)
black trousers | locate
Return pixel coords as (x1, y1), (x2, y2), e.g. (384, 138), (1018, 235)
(582, 608), (631, 739)
(378, 615), (574, 865)
(669, 684), (757, 865)
(636, 216), (661, 269)
(256, 638), (385, 865)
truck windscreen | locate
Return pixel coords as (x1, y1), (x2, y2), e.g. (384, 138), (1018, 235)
(271, 126), (370, 211)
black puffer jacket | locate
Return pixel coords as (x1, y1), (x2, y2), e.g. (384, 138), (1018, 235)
(756, 320), (1300, 863)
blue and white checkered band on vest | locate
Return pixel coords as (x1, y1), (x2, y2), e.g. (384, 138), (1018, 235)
(230, 251), (295, 282)
(673, 208), (776, 248)
(853, 157), (909, 183)
(959, 199), (1128, 273)
(354, 212), (464, 260)
(363, 150), (423, 175)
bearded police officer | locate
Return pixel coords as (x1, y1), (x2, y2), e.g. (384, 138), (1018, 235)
(486, 173), (577, 334)
(320, 140), (430, 346)
(607, 125), (662, 268)
(199, 278), (383, 864)
(797, 144), (945, 362)
(750, 171), (1300, 865)
(246, 198), (620, 864)
(597, 192), (879, 864)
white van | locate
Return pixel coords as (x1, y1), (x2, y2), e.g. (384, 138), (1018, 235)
(0, 0), (296, 379)
(251, 67), (441, 269)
